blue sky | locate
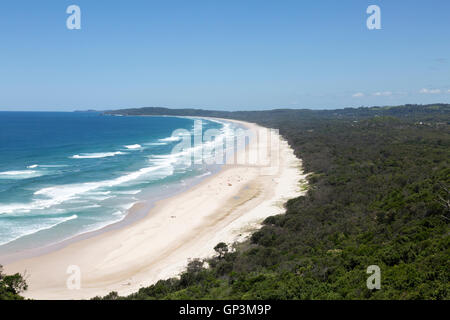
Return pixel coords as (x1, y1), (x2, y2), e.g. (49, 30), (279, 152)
(0, 0), (449, 111)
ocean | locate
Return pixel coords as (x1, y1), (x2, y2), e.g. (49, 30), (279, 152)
(0, 112), (238, 256)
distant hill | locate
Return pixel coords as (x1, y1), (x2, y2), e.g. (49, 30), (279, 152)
(104, 104), (450, 122)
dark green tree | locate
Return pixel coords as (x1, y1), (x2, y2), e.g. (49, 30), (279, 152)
(0, 265), (28, 300)
(214, 242), (229, 259)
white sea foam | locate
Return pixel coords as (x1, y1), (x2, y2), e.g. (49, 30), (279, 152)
(0, 170), (44, 180)
(40, 165), (69, 168)
(116, 190), (142, 195)
(0, 214), (78, 246)
(90, 191), (111, 195)
(197, 171), (212, 178)
(159, 136), (182, 142)
(0, 170), (36, 176)
(120, 202), (137, 211)
(77, 214), (127, 235)
(84, 195), (115, 202)
(0, 161), (175, 216)
(77, 204), (101, 210)
(27, 164), (68, 169)
(71, 152), (125, 159)
(124, 144), (142, 149)
(145, 142), (167, 146)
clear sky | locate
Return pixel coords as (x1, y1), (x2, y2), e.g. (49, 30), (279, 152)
(0, 0), (449, 111)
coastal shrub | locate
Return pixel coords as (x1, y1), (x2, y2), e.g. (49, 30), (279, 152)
(0, 265), (27, 300)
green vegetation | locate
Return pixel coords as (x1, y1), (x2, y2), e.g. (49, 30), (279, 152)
(98, 104), (449, 300)
(0, 265), (27, 300)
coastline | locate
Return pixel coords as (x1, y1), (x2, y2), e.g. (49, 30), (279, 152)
(0, 163), (223, 265)
(4, 119), (307, 300)
(0, 116), (234, 263)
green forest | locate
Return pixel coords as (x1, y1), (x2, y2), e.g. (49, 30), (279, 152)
(2, 104), (449, 300)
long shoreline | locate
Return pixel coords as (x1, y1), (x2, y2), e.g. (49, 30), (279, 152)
(0, 117), (235, 264)
(4, 119), (306, 300)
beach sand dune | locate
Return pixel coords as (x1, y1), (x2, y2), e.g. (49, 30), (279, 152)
(4, 119), (306, 300)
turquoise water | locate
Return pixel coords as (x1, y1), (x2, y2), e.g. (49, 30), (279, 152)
(0, 112), (236, 254)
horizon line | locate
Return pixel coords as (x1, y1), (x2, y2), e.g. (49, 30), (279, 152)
(0, 102), (449, 113)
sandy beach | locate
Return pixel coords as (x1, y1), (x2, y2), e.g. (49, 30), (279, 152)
(3, 119), (306, 300)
